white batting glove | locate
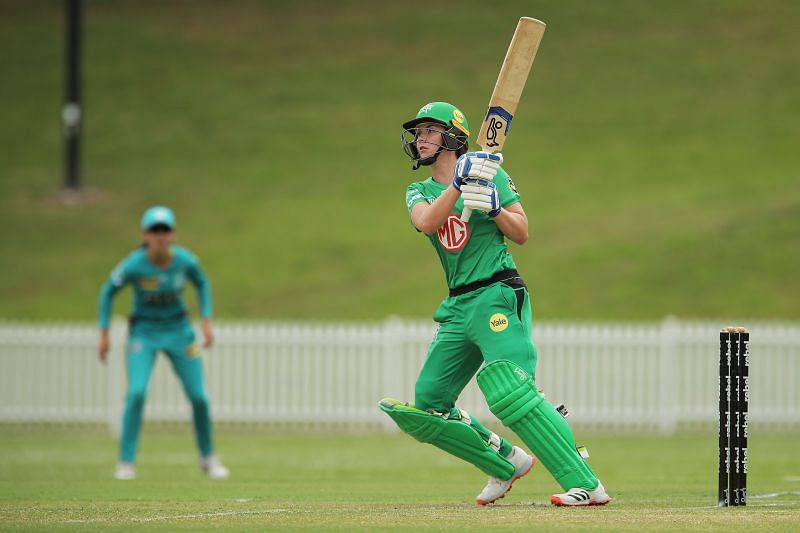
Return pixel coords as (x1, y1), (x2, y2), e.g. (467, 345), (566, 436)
(453, 152), (503, 190)
(461, 178), (501, 218)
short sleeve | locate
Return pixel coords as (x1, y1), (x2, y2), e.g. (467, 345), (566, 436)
(109, 260), (129, 287)
(405, 183), (429, 215)
(494, 167), (521, 208)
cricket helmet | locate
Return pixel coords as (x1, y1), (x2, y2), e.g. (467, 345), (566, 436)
(402, 102), (470, 169)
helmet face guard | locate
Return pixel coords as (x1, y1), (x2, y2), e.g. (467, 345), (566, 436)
(401, 102), (470, 170)
(401, 123), (468, 169)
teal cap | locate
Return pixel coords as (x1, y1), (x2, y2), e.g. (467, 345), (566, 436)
(141, 206), (176, 231)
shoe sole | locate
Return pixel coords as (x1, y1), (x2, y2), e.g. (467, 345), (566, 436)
(550, 495), (611, 507)
(476, 455), (536, 506)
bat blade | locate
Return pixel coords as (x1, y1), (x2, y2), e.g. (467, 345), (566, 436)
(461, 18), (545, 222)
(476, 17), (546, 154)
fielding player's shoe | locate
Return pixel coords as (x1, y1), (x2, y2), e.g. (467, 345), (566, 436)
(200, 454), (230, 480)
(550, 481), (611, 506)
(476, 446), (535, 505)
(114, 461), (136, 480)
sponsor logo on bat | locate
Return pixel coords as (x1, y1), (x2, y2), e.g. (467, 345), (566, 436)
(485, 117), (504, 147)
(481, 106), (514, 148)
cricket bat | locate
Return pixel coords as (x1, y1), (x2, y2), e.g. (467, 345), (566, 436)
(461, 17), (546, 222)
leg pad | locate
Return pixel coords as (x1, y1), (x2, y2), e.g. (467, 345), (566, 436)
(477, 361), (598, 491)
(379, 398), (515, 480)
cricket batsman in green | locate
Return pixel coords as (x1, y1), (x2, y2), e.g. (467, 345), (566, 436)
(98, 206), (229, 481)
(379, 102), (611, 506)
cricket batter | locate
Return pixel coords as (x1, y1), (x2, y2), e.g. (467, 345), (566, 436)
(97, 206), (229, 480)
(379, 102), (610, 506)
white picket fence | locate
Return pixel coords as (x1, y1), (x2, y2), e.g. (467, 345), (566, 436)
(0, 319), (798, 433)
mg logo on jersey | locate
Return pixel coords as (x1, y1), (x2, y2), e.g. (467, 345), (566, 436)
(437, 214), (469, 252)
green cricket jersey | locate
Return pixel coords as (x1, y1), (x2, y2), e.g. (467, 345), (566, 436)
(98, 245), (212, 329)
(405, 167), (521, 289)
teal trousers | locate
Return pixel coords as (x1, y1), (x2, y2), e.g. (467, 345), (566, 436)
(120, 320), (214, 462)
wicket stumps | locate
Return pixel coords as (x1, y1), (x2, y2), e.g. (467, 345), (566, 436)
(718, 326), (749, 507)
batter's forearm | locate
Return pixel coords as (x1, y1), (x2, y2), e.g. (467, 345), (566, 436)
(494, 209), (529, 245)
(412, 187), (461, 234)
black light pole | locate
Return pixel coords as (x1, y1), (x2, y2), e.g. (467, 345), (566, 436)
(64, 0), (82, 190)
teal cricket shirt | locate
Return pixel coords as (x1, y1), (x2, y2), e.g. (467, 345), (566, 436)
(98, 245), (212, 329)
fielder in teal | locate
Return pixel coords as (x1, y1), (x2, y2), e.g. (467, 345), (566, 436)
(98, 206), (229, 481)
(379, 102), (611, 506)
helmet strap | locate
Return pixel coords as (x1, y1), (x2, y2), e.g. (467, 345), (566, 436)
(413, 145), (444, 170)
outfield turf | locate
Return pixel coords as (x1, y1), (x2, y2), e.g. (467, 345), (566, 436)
(1, 1), (800, 321)
(1, 428), (798, 531)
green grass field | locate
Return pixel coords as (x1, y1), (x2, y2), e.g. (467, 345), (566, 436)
(1, 0), (799, 321)
(1, 427), (798, 531)
(2, 2), (799, 529)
